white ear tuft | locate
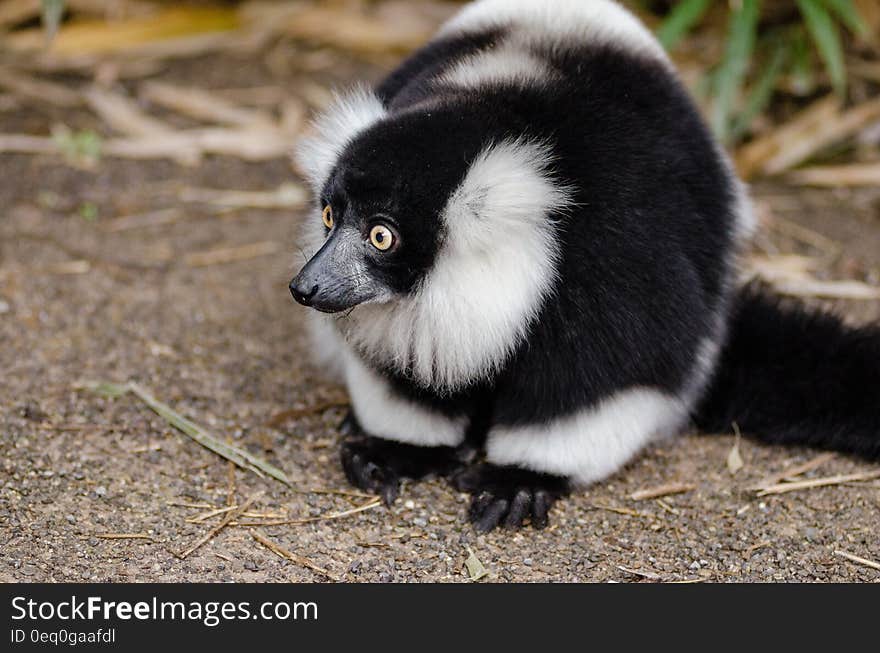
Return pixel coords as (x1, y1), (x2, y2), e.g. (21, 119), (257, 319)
(293, 86), (387, 193)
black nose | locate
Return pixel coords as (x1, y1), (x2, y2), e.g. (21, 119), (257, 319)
(289, 279), (319, 306)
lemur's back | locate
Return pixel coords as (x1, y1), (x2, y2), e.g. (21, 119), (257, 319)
(365, 0), (750, 429)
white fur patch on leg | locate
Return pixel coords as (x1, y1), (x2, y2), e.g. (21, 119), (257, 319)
(343, 138), (572, 391)
(293, 86), (387, 194)
(439, 0), (668, 63)
(486, 388), (688, 485)
(343, 350), (468, 447)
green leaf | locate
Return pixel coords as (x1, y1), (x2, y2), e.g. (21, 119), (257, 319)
(731, 39), (789, 140)
(41, 0), (65, 44)
(80, 380), (130, 399)
(51, 126), (103, 165)
(823, 0), (869, 37)
(79, 202), (99, 222)
(798, 0), (847, 96)
(464, 546), (489, 581)
(711, 0), (762, 143)
(788, 26), (818, 96)
(657, 0), (713, 50)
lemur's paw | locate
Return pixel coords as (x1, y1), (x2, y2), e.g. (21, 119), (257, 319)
(452, 464), (570, 532)
(340, 434), (463, 506)
(340, 438), (402, 505)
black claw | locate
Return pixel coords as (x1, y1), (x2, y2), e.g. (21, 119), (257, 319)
(380, 481), (399, 506)
(349, 453), (369, 488)
(504, 489), (531, 529)
(475, 498), (509, 533)
(340, 446), (355, 483)
(531, 490), (552, 529)
(469, 491), (494, 522)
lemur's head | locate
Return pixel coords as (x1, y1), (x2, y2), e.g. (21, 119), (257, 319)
(290, 96), (480, 313)
(289, 88), (570, 388)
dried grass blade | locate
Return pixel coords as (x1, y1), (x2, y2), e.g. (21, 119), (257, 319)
(757, 470), (880, 496)
(141, 81), (275, 128)
(833, 550), (880, 571)
(250, 529), (338, 581)
(178, 493), (260, 559)
(629, 482), (696, 501)
(83, 86), (173, 137)
(184, 241), (281, 267)
(751, 452), (836, 490)
(80, 381), (291, 487)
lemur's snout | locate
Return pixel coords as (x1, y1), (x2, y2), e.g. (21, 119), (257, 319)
(289, 278), (318, 307)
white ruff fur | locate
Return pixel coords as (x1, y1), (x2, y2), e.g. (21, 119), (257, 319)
(341, 139), (571, 391)
(343, 349), (468, 446)
(439, 0), (669, 64)
(293, 86), (386, 194)
(487, 388), (689, 485)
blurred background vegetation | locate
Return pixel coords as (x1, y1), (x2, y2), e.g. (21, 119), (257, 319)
(2, 0), (880, 186)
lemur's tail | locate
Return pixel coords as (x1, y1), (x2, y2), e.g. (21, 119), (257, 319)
(693, 285), (880, 460)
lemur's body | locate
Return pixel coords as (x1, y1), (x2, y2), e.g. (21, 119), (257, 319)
(291, 0), (880, 531)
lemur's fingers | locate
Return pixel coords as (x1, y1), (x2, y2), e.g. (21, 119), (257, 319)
(503, 489), (532, 529)
(379, 476), (400, 506)
(340, 441), (399, 501)
(473, 497), (509, 533)
(531, 490), (553, 530)
(469, 491), (495, 522)
(456, 463), (570, 532)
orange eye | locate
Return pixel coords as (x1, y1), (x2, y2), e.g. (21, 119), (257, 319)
(369, 225), (394, 251)
(321, 205), (334, 229)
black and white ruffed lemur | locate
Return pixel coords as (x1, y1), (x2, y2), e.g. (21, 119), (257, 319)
(288, 0), (880, 532)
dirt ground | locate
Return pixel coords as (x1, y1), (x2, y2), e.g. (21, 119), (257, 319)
(2, 50), (880, 584)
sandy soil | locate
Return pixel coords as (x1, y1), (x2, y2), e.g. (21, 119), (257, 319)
(1, 52), (879, 584)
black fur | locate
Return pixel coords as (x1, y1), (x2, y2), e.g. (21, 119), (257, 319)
(331, 39), (737, 421)
(375, 30), (502, 109)
(695, 285), (880, 460)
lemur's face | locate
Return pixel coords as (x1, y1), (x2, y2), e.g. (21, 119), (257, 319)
(290, 112), (479, 313)
(289, 171), (431, 313)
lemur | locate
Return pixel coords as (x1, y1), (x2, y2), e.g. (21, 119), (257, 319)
(289, 0), (880, 532)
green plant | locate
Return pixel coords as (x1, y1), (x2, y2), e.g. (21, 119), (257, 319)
(40, 0), (65, 42)
(654, 0), (871, 143)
